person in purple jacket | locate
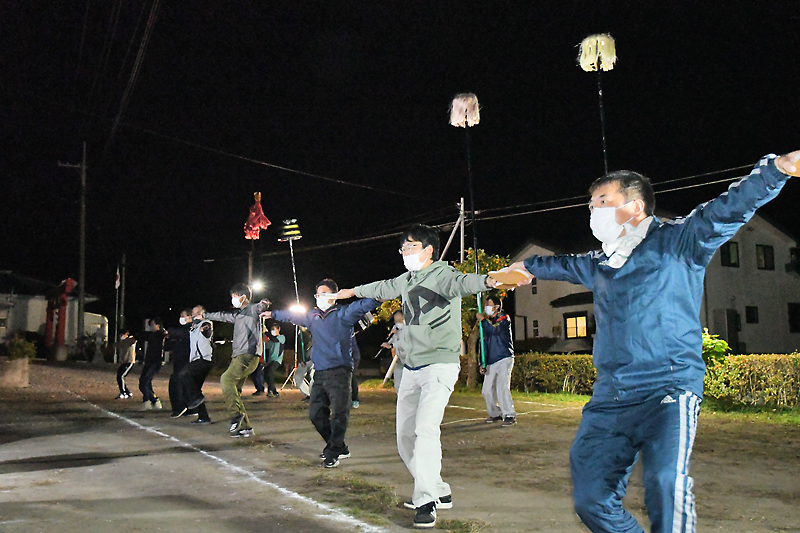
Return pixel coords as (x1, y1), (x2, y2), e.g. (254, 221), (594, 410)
(264, 279), (379, 468)
(505, 150), (799, 533)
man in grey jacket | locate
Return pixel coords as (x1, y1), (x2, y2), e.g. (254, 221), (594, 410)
(203, 283), (269, 438)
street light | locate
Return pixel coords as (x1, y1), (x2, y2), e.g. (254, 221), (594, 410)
(252, 280), (265, 293)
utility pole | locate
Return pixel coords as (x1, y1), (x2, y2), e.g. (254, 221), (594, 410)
(59, 142), (87, 351)
(120, 253), (127, 331)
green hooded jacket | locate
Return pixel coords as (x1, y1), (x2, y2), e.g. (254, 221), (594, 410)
(354, 261), (489, 368)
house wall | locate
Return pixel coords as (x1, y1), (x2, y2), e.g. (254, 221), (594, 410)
(511, 243), (593, 342)
(1, 295), (108, 346)
(701, 215), (800, 354)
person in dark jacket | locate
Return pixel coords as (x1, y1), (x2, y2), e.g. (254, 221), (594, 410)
(476, 296), (516, 427)
(505, 150), (799, 533)
(168, 309), (192, 416)
(203, 283), (270, 438)
(136, 318), (167, 410)
(266, 278), (379, 468)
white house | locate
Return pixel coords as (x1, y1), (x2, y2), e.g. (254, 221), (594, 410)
(0, 271), (107, 348)
(512, 214), (800, 355)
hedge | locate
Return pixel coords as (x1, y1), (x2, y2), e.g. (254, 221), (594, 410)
(704, 353), (800, 407)
(510, 352), (596, 395)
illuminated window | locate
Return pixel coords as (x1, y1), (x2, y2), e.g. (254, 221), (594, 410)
(721, 242), (739, 268)
(564, 313), (588, 339)
(756, 245), (774, 270)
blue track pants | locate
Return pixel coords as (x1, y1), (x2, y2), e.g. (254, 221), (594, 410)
(570, 390), (701, 533)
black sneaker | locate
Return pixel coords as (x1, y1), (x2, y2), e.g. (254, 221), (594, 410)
(231, 427), (254, 438)
(171, 407), (189, 419)
(252, 390), (264, 396)
(404, 494), (451, 510)
(191, 418), (212, 425)
(267, 391), (279, 398)
(187, 395), (206, 410)
(413, 502), (436, 529)
(485, 415), (503, 423)
(322, 456), (339, 468)
(229, 413), (245, 433)
(501, 416), (517, 427)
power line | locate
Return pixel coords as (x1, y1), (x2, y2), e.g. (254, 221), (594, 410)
(117, 121), (416, 198)
(106, 0), (161, 150)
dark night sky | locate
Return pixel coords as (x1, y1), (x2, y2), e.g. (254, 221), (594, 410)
(2, 2), (798, 326)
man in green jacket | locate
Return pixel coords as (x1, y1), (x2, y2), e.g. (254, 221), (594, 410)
(338, 224), (498, 529)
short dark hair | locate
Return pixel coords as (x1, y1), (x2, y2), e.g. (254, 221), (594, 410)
(181, 308), (192, 316)
(400, 224), (439, 259)
(315, 278), (338, 293)
(589, 170), (655, 216)
(230, 283), (252, 301)
(150, 317), (163, 327)
(485, 295), (502, 308)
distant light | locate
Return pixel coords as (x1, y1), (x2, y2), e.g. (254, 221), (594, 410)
(252, 280), (264, 292)
(290, 304), (306, 313)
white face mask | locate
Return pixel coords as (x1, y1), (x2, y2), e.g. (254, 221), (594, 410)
(316, 295), (334, 311)
(589, 201), (633, 244)
(403, 251), (427, 271)
(231, 295), (244, 308)
(484, 306), (495, 316)
(179, 316), (190, 325)
(270, 329), (279, 336)
(394, 321), (405, 329)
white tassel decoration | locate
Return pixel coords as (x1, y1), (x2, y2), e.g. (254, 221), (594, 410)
(578, 34), (617, 72)
(449, 93), (480, 128)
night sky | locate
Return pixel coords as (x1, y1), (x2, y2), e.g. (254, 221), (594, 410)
(2, 2), (798, 326)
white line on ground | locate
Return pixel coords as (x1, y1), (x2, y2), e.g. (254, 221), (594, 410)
(68, 391), (389, 533)
(446, 404), (477, 410)
(441, 407), (575, 426)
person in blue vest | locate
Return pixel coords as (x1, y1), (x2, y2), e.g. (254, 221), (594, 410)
(475, 295), (516, 427)
(264, 279), (379, 468)
(505, 150), (799, 533)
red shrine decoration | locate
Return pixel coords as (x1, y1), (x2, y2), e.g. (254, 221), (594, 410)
(244, 192), (271, 240)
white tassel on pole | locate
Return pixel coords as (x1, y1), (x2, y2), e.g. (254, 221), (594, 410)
(449, 93), (480, 128)
(578, 33), (617, 72)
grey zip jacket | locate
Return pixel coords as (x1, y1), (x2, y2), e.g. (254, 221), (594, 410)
(205, 301), (268, 358)
(354, 261), (489, 368)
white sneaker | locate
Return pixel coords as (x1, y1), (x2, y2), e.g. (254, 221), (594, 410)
(152, 399), (163, 410)
(140, 401), (153, 411)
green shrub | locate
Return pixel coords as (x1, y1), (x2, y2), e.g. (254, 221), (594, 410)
(511, 352), (596, 395)
(704, 353), (800, 407)
(6, 335), (37, 360)
(702, 328), (730, 363)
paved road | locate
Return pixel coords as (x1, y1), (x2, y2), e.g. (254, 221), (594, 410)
(0, 381), (403, 533)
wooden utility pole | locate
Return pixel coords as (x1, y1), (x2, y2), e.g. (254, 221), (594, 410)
(59, 142), (87, 350)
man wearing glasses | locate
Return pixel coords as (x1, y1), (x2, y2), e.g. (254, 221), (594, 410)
(338, 224), (498, 529)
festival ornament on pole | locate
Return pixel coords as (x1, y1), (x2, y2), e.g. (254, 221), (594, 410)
(578, 34), (617, 72)
(449, 92), (487, 368)
(244, 192), (271, 240)
(449, 93), (480, 128)
(577, 33), (617, 174)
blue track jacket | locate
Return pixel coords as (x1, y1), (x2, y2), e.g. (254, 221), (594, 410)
(480, 313), (514, 367)
(273, 298), (379, 371)
(523, 156), (790, 403)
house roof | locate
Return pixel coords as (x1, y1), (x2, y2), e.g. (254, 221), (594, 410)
(550, 291), (594, 308)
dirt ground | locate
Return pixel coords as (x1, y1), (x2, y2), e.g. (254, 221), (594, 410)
(1, 361), (799, 533)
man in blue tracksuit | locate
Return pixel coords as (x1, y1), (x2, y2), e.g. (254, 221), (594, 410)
(266, 278), (379, 468)
(506, 151), (799, 533)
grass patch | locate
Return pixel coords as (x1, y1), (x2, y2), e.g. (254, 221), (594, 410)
(359, 378), (394, 390)
(702, 397), (800, 426)
(437, 518), (491, 532)
(312, 472), (400, 515)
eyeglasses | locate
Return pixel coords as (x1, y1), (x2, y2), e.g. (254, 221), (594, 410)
(398, 242), (423, 254)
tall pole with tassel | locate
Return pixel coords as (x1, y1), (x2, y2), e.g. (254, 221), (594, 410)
(449, 93), (487, 369)
(578, 34), (617, 175)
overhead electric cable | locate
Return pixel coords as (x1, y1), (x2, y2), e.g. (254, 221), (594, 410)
(117, 121), (415, 198)
(107, 0), (161, 149)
